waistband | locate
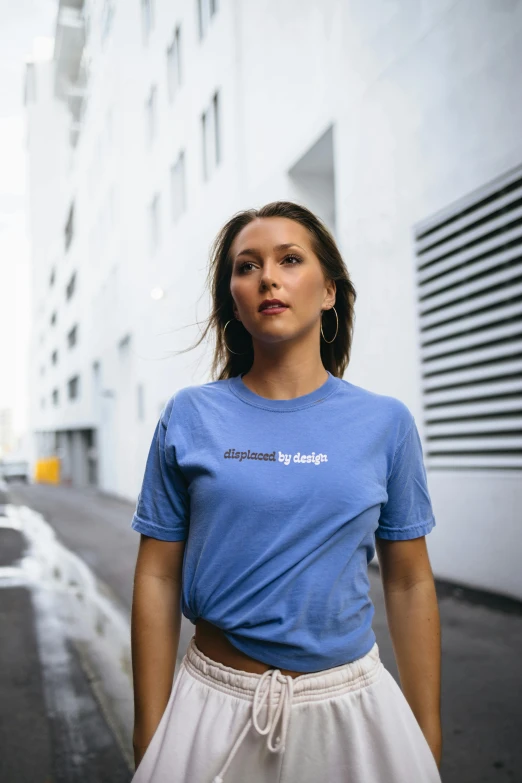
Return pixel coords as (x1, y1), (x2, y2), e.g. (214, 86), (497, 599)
(184, 636), (384, 783)
(184, 635), (383, 704)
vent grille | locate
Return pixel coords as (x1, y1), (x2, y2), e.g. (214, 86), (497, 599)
(414, 164), (522, 471)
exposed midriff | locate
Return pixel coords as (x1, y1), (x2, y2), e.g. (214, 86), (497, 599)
(194, 618), (313, 679)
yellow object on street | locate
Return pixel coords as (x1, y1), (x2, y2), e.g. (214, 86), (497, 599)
(34, 457), (61, 484)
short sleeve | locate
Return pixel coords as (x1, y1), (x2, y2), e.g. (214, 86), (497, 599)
(131, 401), (190, 541)
(376, 416), (436, 541)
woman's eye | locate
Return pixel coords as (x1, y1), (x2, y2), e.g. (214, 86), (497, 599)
(237, 255), (302, 274)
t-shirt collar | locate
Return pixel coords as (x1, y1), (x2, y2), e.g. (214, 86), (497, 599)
(228, 370), (340, 411)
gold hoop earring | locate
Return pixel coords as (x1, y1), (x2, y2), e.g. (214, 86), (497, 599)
(321, 306), (338, 344)
(223, 319), (251, 355)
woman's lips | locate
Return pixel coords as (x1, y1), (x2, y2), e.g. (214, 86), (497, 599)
(259, 306), (289, 315)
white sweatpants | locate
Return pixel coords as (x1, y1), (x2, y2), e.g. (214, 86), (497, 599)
(132, 635), (442, 783)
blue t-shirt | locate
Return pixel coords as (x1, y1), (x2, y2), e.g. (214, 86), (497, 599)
(131, 370), (436, 672)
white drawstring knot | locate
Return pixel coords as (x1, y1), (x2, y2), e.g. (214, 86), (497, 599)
(211, 668), (294, 782)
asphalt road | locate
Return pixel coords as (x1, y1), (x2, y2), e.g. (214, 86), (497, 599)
(3, 481), (522, 783)
(0, 521), (131, 783)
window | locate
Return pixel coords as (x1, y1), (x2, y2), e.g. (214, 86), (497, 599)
(52, 388), (59, 406)
(201, 89), (221, 180)
(213, 91), (221, 165)
(166, 25), (182, 102)
(65, 202), (74, 251)
(201, 110), (208, 179)
(66, 272), (76, 301)
(197, 0), (204, 39)
(413, 162), (522, 471)
(24, 62), (37, 105)
(67, 324), (78, 349)
(68, 375), (80, 401)
(51, 349), (58, 365)
(145, 84), (157, 144)
(41, 397), (46, 409)
(197, 0), (218, 39)
(118, 333), (131, 354)
(92, 360), (100, 389)
(40, 365), (45, 377)
(141, 0), (154, 42)
(170, 150), (186, 222)
(137, 384), (145, 421)
(101, 0), (115, 43)
(50, 311), (57, 327)
(49, 268), (55, 287)
(149, 192), (161, 252)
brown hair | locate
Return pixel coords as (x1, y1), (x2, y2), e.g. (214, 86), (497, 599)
(181, 200), (357, 380)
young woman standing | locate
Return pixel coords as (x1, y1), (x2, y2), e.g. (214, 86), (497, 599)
(130, 201), (443, 782)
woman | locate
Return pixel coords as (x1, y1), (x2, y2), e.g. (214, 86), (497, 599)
(130, 201), (443, 782)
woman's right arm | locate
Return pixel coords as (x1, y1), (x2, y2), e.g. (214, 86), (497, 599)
(131, 533), (186, 769)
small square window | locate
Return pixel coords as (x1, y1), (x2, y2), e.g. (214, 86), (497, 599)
(213, 91), (221, 165)
(149, 193), (161, 252)
(118, 333), (132, 354)
(68, 375), (80, 401)
(67, 325), (78, 349)
(141, 0), (154, 42)
(101, 0), (115, 43)
(66, 272), (76, 301)
(145, 85), (157, 144)
(201, 89), (221, 180)
(201, 109), (209, 180)
(170, 150), (186, 222)
(166, 25), (182, 102)
(198, 0), (218, 39)
(65, 202), (74, 251)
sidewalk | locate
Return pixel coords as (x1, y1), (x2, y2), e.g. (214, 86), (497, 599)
(4, 481), (522, 783)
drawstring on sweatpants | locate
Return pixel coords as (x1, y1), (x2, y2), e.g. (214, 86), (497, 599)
(212, 667), (295, 783)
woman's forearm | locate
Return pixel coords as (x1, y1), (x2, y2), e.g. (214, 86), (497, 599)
(382, 576), (442, 763)
(131, 572), (182, 755)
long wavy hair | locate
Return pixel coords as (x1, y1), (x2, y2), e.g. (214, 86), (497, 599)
(180, 200), (357, 380)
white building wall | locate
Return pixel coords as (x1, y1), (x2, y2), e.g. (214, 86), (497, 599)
(330, 1), (522, 600)
(25, 0), (522, 599)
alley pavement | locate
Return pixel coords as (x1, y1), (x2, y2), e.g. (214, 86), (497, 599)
(1, 480), (521, 783)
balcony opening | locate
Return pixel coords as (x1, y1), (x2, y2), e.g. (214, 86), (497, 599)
(288, 123), (336, 235)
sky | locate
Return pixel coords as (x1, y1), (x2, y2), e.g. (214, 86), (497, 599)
(0, 0), (56, 443)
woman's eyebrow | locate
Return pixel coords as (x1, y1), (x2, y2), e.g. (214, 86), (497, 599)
(235, 243), (305, 259)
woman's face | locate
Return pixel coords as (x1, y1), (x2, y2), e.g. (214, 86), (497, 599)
(229, 217), (336, 345)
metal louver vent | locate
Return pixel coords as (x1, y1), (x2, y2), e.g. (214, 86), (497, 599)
(414, 164), (522, 471)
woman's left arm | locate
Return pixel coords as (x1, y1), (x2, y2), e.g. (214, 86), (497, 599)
(375, 536), (442, 768)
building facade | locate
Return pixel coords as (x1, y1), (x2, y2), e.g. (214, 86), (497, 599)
(24, 0), (522, 599)
(0, 409), (15, 457)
